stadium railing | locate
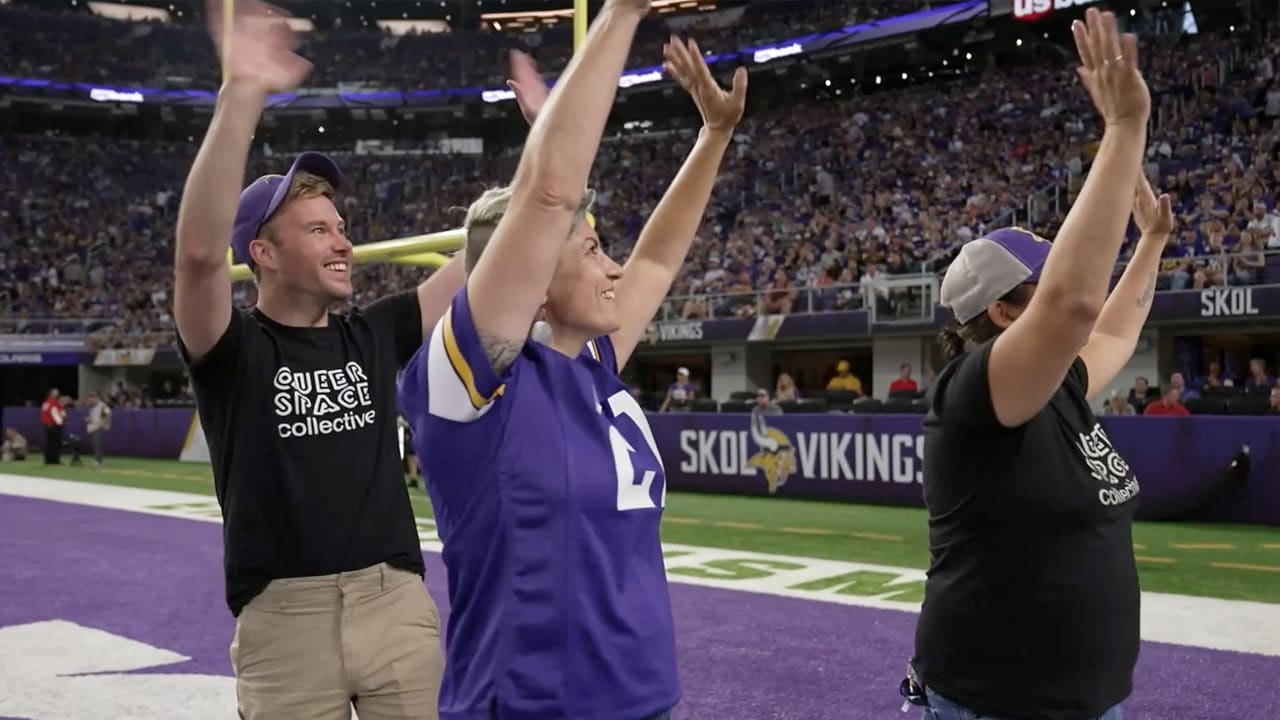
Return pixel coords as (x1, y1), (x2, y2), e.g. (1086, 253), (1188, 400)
(657, 274), (941, 324)
(0, 318), (113, 335)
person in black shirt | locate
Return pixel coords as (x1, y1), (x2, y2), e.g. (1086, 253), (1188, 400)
(905, 10), (1175, 720)
(172, 2), (463, 718)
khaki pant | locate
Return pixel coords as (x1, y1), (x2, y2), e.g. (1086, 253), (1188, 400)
(231, 563), (444, 720)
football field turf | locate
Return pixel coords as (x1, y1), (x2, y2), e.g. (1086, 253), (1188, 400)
(2, 457), (1279, 719)
(9, 456), (1280, 602)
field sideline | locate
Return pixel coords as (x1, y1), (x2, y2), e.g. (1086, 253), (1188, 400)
(5, 455), (1279, 603)
(3, 459), (1280, 719)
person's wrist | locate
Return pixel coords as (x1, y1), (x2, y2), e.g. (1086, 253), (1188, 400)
(218, 78), (270, 104)
(1103, 116), (1147, 133)
(602, 0), (649, 21)
(700, 124), (735, 142)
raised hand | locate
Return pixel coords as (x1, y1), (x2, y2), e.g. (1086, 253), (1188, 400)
(506, 50), (548, 126)
(207, 0), (312, 94)
(1070, 7), (1148, 128)
(1133, 174), (1174, 237)
(663, 37), (747, 133)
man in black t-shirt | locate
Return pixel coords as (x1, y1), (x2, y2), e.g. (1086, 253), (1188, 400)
(172, 4), (463, 718)
(905, 11), (1170, 720)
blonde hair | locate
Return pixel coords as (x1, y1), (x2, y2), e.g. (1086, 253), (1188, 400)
(462, 186), (597, 274)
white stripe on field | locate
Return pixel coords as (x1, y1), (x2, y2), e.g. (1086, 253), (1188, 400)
(2, 473), (1278, 658)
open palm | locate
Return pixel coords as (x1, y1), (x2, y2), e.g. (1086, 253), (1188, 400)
(506, 50), (547, 126)
(1134, 175), (1174, 237)
(1070, 7), (1148, 127)
(207, 0), (312, 93)
(663, 37), (747, 132)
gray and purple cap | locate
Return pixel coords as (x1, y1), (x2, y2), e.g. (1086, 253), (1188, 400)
(230, 151), (343, 266)
(940, 227), (1053, 324)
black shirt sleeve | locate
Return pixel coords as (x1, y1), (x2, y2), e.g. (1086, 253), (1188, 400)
(176, 308), (245, 397)
(933, 338), (1089, 428)
(1064, 356), (1090, 398)
(360, 289), (423, 367)
(932, 339), (1001, 429)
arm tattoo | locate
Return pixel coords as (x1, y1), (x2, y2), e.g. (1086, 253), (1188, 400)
(478, 329), (522, 377)
(1136, 271), (1157, 308)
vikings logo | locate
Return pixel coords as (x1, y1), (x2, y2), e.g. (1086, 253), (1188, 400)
(746, 412), (797, 494)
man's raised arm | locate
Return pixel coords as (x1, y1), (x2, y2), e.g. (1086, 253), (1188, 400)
(174, 0), (311, 362)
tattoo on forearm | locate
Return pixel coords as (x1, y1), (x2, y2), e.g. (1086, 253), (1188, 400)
(1136, 271), (1157, 308)
(479, 330), (522, 376)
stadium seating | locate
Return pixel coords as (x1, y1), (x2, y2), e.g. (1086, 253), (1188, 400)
(2, 2), (1278, 414)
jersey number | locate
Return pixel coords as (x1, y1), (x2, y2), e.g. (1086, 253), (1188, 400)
(605, 390), (666, 511)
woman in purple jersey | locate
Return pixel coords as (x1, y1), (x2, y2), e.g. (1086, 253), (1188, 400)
(396, 2), (748, 718)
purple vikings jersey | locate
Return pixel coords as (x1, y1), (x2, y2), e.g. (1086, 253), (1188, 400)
(397, 288), (679, 720)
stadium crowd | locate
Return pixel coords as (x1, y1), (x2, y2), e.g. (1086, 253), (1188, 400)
(0, 1), (925, 91)
(1, 4), (1278, 360)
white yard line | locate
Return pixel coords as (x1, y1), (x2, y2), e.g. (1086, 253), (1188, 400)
(3, 473), (1278, 658)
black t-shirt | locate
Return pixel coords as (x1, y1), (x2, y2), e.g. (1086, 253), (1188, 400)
(178, 291), (425, 616)
(913, 339), (1141, 720)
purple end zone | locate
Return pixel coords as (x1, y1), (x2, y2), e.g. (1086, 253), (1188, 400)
(1, 496), (1277, 719)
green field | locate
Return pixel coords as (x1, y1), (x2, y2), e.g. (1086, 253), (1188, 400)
(8, 456), (1280, 603)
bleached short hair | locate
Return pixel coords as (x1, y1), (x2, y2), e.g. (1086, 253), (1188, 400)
(462, 186), (597, 274)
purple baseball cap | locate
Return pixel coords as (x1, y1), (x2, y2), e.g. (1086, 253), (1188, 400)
(230, 152), (343, 266)
(939, 227), (1053, 324)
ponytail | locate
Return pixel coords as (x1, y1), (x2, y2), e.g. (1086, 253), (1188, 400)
(936, 283), (1035, 361)
(938, 325), (968, 361)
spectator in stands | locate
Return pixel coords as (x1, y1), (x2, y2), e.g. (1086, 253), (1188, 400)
(1127, 376), (1152, 412)
(1198, 360), (1226, 390)
(860, 263), (892, 315)
(1246, 201), (1280, 248)
(889, 363), (919, 394)
(826, 360), (863, 395)
(1102, 391), (1136, 417)
(40, 388), (65, 465)
(85, 390), (111, 468)
(1232, 230), (1267, 284)
(1245, 358), (1274, 388)
(1143, 386), (1191, 417)
(1157, 232), (1195, 290)
(1168, 372), (1199, 402)
(752, 388), (783, 417)
(774, 372), (799, 401)
(660, 367), (696, 412)
(760, 268), (797, 314)
(1270, 386), (1280, 414)
(1, 0), (1276, 353)
(1, 427), (28, 461)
